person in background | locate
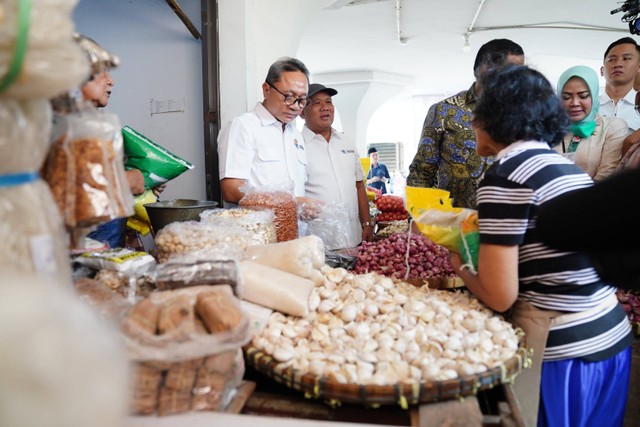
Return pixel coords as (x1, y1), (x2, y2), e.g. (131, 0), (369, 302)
(406, 38), (524, 209)
(618, 71), (640, 165)
(449, 65), (632, 427)
(365, 147), (390, 194)
(555, 65), (628, 181)
(77, 35), (162, 248)
(301, 83), (373, 248)
(599, 37), (640, 131)
(218, 57), (313, 206)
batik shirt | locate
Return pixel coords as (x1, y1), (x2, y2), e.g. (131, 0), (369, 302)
(407, 85), (492, 209)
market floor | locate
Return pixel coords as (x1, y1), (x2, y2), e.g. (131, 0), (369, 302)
(624, 339), (640, 427)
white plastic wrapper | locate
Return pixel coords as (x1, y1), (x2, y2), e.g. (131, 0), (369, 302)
(0, 0), (89, 99)
(75, 248), (157, 276)
(0, 99), (71, 286)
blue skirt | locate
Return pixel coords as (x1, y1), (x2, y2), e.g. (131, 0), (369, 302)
(538, 346), (632, 427)
(87, 218), (128, 249)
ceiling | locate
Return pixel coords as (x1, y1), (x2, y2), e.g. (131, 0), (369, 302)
(297, 0), (634, 97)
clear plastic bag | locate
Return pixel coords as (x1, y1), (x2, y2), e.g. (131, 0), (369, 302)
(304, 200), (351, 250)
(154, 220), (250, 263)
(0, 0), (89, 99)
(199, 207), (277, 246)
(0, 99), (71, 285)
(42, 107), (134, 228)
(155, 251), (242, 297)
(238, 183), (298, 242)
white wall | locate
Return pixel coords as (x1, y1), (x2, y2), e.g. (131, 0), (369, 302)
(74, 0), (206, 201)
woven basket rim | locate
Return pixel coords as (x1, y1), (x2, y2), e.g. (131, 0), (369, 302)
(244, 336), (530, 407)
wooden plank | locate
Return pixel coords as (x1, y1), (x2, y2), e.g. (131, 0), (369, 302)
(414, 396), (483, 427)
(165, 0), (201, 39)
(501, 384), (526, 427)
(225, 381), (257, 414)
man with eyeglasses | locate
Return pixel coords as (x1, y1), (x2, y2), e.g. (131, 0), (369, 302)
(218, 57), (312, 205)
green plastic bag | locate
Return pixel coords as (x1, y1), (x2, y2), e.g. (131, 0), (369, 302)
(122, 126), (194, 189)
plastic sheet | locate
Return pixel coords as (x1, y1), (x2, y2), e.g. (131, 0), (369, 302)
(303, 200), (350, 250)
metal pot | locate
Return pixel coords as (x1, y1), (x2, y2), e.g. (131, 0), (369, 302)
(144, 199), (218, 233)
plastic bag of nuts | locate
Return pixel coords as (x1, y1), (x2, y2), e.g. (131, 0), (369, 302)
(238, 187), (298, 242)
(154, 221), (249, 263)
(199, 208), (277, 246)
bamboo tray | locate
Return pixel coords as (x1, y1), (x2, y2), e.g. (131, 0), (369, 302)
(244, 338), (530, 407)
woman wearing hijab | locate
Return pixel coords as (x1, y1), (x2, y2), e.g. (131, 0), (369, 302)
(556, 65), (629, 181)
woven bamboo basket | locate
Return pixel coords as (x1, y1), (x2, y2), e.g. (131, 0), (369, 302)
(244, 336), (530, 407)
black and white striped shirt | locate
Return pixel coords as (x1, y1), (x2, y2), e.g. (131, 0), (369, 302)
(478, 141), (632, 361)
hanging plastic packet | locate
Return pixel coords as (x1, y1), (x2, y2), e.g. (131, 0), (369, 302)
(43, 105), (134, 229)
(0, 99), (72, 285)
(238, 183), (298, 242)
(405, 186), (479, 272)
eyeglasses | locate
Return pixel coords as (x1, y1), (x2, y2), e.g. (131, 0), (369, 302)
(267, 82), (308, 108)
(635, 91), (640, 114)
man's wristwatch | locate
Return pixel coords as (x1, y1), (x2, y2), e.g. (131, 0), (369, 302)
(361, 221), (373, 228)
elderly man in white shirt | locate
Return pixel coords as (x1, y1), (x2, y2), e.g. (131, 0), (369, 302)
(300, 83), (373, 248)
(218, 57), (311, 206)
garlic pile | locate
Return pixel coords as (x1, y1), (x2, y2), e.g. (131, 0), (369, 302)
(251, 267), (520, 385)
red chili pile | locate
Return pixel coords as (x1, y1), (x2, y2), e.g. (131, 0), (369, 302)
(353, 232), (455, 280)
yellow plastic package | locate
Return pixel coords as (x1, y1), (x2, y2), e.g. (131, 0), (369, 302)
(405, 186), (479, 271)
(126, 189), (157, 236)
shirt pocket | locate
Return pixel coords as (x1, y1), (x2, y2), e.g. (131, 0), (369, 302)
(257, 144), (282, 163)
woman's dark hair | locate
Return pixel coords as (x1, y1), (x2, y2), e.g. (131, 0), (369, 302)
(472, 65), (569, 146)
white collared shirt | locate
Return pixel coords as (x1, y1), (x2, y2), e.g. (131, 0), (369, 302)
(217, 103), (307, 197)
(599, 89), (640, 131)
(302, 126), (365, 248)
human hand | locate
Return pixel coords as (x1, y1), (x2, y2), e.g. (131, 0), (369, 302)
(125, 169), (145, 196)
(448, 251), (463, 274)
(297, 197), (324, 221)
(152, 183), (167, 197)
(622, 130), (640, 156)
(362, 225), (374, 242)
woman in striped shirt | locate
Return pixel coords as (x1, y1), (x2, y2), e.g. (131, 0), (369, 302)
(449, 65), (633, 427)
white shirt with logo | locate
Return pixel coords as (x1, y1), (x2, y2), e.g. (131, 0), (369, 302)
(218, 103), (307, 197)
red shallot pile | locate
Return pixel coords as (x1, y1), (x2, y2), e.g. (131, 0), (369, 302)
(353, 232), (455, 280)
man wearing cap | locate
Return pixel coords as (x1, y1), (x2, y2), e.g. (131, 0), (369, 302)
(301, 83), (374, 247)
(366, 146), (390, 194)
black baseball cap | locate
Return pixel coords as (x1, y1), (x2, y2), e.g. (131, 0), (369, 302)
(308, 83), (338, 98)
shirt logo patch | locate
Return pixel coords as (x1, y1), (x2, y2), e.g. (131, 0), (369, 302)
(294, 139), (305, 150)
(341, 149), (355, 154)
